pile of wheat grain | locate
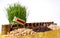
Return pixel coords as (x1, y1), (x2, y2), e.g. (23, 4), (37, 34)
(8, 28), (36, 37)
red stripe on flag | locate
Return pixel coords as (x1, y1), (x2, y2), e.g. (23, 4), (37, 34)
(16, 18), (25, 24)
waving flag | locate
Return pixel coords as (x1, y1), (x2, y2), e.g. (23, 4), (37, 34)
(13, 17), (25, 25)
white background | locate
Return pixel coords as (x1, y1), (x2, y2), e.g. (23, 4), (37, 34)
(0, 0), (60, 33)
